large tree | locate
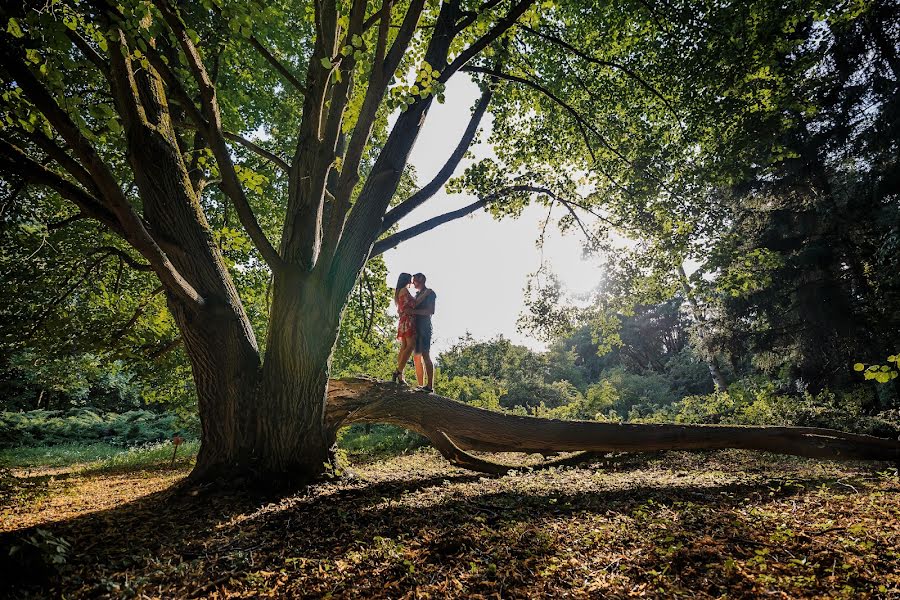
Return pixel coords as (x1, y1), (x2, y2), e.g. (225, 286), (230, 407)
(1, 0), (897, 485)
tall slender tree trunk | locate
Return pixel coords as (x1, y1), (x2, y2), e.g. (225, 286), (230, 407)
(677, 264), (728, 391)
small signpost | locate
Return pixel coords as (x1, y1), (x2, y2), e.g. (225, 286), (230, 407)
(170, 434), (184, 469)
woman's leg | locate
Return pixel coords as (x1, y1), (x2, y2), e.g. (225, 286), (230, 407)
(397, 337), (415, 381)
(396, 339), (408, 373)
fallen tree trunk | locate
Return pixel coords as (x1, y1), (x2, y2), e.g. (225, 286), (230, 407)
(325, 378), (900, 475)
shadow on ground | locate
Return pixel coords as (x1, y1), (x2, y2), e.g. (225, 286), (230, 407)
(2, 451), (897, 598)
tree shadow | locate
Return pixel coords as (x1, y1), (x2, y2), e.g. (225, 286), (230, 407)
(0, 454), (885, 598)
(0, 470), (70, 510)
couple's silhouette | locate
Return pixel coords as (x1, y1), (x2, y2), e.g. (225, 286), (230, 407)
(393, 272), (436, 391)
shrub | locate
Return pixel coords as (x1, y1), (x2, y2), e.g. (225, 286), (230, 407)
(436, 375), (504, 411)
(0, 408), (198, 449)
(666, 382), (900, 437)
(337, 424), (427, 457)
(500, 380), (583, 413)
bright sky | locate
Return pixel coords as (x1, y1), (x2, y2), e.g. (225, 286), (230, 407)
(382, 77), (604, 354)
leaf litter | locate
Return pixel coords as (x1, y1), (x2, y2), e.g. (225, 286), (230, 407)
(2, 449), (898, 598)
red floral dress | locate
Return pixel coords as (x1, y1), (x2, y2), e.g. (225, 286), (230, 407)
(396, 291), (416, 339)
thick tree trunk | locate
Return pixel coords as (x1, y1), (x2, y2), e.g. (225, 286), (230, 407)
(173, 302), (261, 481)
(252, 272), (344, 484)
(175, 272), (345, 486)
(114, 64), (267, 482)
(326, 378), (900, 475)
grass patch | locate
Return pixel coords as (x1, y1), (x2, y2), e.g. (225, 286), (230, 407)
(79, 440), (199, 474)
(0, 443), (126, 469)
(0, 441), (199, 472)
(337, 424), (428, 459)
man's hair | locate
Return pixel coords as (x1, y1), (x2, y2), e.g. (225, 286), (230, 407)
(413, 272), (426, 283)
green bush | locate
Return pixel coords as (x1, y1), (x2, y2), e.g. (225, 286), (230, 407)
(0, 408), (198, 449)
(500, 380), (583, 413)
(435, 375), (504, 411)
(337, 424), (427, 457)
(665, 382), (900, 437)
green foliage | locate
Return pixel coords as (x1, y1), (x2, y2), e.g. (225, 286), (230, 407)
(500, 379), (582, 413)
(435, 326), (895, 437)
(336, 424), (427, 458)
(0, 409), (197, 449)
(1, 0), (897, 463)
(855, 355), (900, 384)
(664, 382), (899, 438)
(331, 257), (398, 380)
(434, 374), (504, 411)
(0, 440), (199, 470)
(9, 528), (71, 567)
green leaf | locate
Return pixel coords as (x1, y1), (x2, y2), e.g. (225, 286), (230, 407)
(320, 57), (333, 70)
(6, 17), (24, 38)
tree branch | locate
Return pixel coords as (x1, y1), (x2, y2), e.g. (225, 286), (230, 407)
(463, 65), (630, 166)
(327, 0), (465, 292)
(23, 251), (117, 340)
(328, 379), (900, 475)
(0, 136), (121, 234)
(320, 0), (426, 266)
(439, 0), (535, 82)
(21, 129), (99, 197)
(247, 35), (308, 94)
(109, 285), (165, 345)
(48, 212), (88, 230)
(147, 336), (182, 360)
(1, 37), (204, 306)
(152, 0), (287, 273)
(453, 0), (506, 32)
(381, 0), (427, 79)
(381, 85), (492, 231)
(519, 25), (683, 128)
(221, 131), (289, 172)
(65, 29), (110, 77)
(91, 245), (153, 271)
(370, 184), (549, 256)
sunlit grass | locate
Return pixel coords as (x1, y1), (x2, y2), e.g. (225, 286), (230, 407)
(0, 440), (199, 471)
(337, 424), (427, 459)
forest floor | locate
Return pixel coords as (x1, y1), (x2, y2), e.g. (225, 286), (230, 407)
(2, 447), (899, 599)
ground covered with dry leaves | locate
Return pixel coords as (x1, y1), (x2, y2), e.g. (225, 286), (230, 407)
(2, 448), (899, 598)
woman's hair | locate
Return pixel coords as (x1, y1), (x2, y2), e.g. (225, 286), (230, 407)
(395, 273), (412, 302)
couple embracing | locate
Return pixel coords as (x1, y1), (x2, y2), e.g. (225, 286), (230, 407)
(393, 272), (436, 392)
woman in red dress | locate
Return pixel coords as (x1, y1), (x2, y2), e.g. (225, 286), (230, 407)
(393, 273), (417, 383)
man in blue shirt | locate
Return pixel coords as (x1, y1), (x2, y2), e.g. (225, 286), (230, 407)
(409, 272), (436, 392)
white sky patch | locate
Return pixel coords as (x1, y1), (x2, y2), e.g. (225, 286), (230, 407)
(382, 76), (604, 354)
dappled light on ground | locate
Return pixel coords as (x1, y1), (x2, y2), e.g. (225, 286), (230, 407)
(3, 450), (899, 598)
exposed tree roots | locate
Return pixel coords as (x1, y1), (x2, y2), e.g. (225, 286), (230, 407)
(325, 377), (900, 475)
